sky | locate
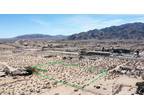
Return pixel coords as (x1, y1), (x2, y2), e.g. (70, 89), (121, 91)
(0, 14), (144, 38)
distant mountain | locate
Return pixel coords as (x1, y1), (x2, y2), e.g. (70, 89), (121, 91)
(2, 22), (144, 41)
(68, 22), (144, 40)
(14, 34), (67, 40)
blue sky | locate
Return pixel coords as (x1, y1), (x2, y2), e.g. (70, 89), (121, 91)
(0, 14), (144, 38)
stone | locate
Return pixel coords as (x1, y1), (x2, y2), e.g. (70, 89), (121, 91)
(62, 57), (67, 60)
(3, 67), (10, 75)
(112, 84), (123, 95)
(121, 70), (127, 74)
(103, 88), (107, 90)
(74, 89), (79, 92)
(0, 71), (6, 77)
(136, 82), (144, 95)
(141, 73), (144, 80)
(79, 56), (84, 60)
(47, 86), (51, 89)
(94, 85), (101, 89)
(54, 93), (60, 95)
(24, 66), (34, 75)
(10, 69), (28, 76)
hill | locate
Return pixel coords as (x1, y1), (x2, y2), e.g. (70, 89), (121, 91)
(15, 34), (66, 40)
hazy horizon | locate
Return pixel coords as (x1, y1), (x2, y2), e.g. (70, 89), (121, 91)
(0, 14), (144, 38)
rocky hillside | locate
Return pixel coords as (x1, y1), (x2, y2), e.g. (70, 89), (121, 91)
(68, 22), (144, 40)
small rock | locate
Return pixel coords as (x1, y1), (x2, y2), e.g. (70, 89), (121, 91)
(79, 56), (84, 60)
(62, 57), (67, 60)
(46, 82), (50, 85)
(54, 93), (59, 95)
(30, 89), (34, 92)
(20, 93), (25, 95)
(74, 89), (79, 92)
(52, 81), (58, 86)
(47, 86), (51, 89)
(12, 76), (17, 79)
(94, 85), (101, 89)
(68, 57), (73, 60)
(121, 70), (127, 74)
(36, 90), (40, 93)
(42, 86), (47, 89)
(103, 88), (107, 90)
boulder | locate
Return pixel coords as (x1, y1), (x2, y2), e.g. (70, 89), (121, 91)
(136, 82), (144, 95)
(10, 69), (30, 76)
(0, 65), (8, 77)
(2, 66), (33, 76)
(3, 67), (10, 75)
(10, 67), (33, 76)
(0, 71), (6, 77)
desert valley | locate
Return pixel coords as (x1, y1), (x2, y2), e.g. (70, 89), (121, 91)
(0, 22), (144, 95)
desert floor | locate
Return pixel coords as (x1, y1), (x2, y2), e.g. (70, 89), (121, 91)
(0, 40), (144, 95)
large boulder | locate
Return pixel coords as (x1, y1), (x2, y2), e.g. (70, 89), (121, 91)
(0, 71), (6, 77)
(3, 67), (10, 75)
(136, 82), (144, 95)
(0, 66), (9, 77)
(10, 67), (33, 76)
(2, 66), (33, 76)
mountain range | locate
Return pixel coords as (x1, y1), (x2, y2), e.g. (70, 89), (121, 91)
(68, 22), (144, 40)
(2, 22), (144, 41)
(15, 34), (66, 40)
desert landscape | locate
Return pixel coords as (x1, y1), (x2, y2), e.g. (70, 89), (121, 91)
(0, 37), (144, 95)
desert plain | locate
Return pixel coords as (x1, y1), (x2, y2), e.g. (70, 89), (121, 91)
(0, 39), (144, 95)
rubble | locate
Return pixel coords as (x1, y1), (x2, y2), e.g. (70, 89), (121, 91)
(79, 51), (111, 56)
(1, 39), (144, 95)
(111, 65), (144, 77)
(112, 49), (131, 54)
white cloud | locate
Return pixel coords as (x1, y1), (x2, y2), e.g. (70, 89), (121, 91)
(31, 19), (49, 26)
(62, 15), (127, 30)
(30, 15), (144, 35)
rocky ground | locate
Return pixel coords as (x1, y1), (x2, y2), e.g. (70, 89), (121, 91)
(0, 40), (144, 95)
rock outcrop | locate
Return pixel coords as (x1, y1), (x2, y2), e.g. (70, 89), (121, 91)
(0, 62), (33, 76)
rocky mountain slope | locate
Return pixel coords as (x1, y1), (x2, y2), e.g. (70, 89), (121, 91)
(68, 22), (144, 40)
